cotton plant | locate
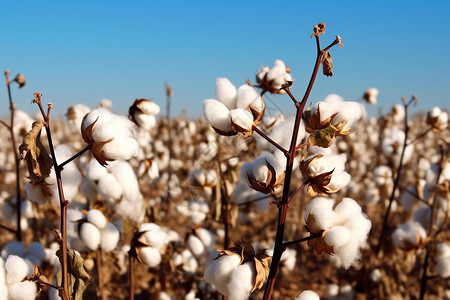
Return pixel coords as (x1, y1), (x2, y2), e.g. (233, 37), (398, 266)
(81, 107), (139, 166)
(363, 87), (378, 104)
(203, 78), (265, 136)
(327, 284), (355, 300)
(255, 59), (293, 95)
(175, 200), (210, 225)
(66, 103), (91, 131)
(381, 126), (414, 166)
(185, 227), (216, 258)
(391, 220), (428, 252)
(77, 209), (120, 253)
(304, 197), (372, 268)
(204, 241), (270, 300)
(1, 241), (46, 268)
(0, 255), (37, 300)
(426, 107), (448, 132)
(128, 98), (160, 131)
(189, 168), (217, 198)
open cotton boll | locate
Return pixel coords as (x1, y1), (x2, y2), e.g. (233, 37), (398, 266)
(141, 228), (168, 250)
(236, 85), (260, 110)
(324, 226), (352, 249)
(227, 261), (256, 300)
(87, 209), (108, 229)
(216, 78), (237, 109)
(230, 109), (253, 132)
(98, 173), (122, 202)
(197, 228), (215, 251)
(392, 220), (427, 250)
(80, 222), (101, 251)
(295, 290), (320, 300)
(8, 280), (37, 300)
(139, 100), (160, 115)
(25, 242), (46, 266)
(139, 247), (162, 268)
(86, 159), (109, 181)
(25, 182), (48, 205)
(5, 255), (34, 285)
(204, 254), (241, 296)
(187, 235), (206, 257)
(318, 94), (362, 128)
(108, 161), (141, 202)
(203, 99), (232, 132)
(305, 197), (336, 232)
(102, 138), (139, 161)
(133, 113), (156, 130)
(334, 198), (363, 224)
(100, 222), (120, 253)
(266, 59), (286, 82)
(1, 241), (25, 259)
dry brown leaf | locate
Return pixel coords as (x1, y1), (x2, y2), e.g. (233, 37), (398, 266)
(19, 120), (53, 185)
(322, 51), (333, 77)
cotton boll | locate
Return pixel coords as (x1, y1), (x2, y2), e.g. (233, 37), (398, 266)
(86, 159), (109, 181)
(204, 254), (241, 296)
(25, 242), (46, 266)
(370, 268), (382, 282)
(227, 261), (256, 300)
(280, 247), (296, 271)
(236, 85), (260, 110)
(80, 222), (101, 251)
(20, 200), (33, 219)
(87, 209), (108, 229)
(216, 78), (237, 109)
(1, 241), (25, 259)
(295, 290), (320, 300)
(305, 197), (336, 232)
(140, 228), (168, 251)
(230, 109), (253, 132)
(100, 222), (120, 253)
(324, 226), (352, 249)
(25, 182), (48, 205)
(392, 221), (427, 250)
(187, 235), (205, 257)
(8, 280), (37, 300)
(197, 228), (215, 251)
(203, 99), (232, 133)
(5, 255), (34, 285)
(140, 247), (162, 267)
(97, 173), (122, 202)
(108, 161), (141, 202)
(334, 198), (363, 224)
(102, 137), (139, 161)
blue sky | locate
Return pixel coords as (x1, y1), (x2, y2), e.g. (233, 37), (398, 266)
(1, 1), (449, 119)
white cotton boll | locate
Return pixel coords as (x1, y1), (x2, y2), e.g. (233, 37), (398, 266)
(102, 137), (139, 161)
(187, 235), (205, 257)
(227, 261), (256, 300)
(140, 247), (162, 267)
(190, 211), (207, 225)
(87, 209), (107, 229)
(108, 161), (141, 202)
(5, 255), (33, 285)
(334, 198), (363, 224)
(80, 222), (101, 251)
(141, 228), (168, 251)
(295, 290), (320, 300)
(25, 182), (48, 205)
(230, 109), (254, 131)
(204, 254), (241, 296)
(100, 222), (120, 253)
(216, 78), (237, 109)
(318, 94), (362, 128)
(371, 268), (382, 282)
(236, 85), (260, 110)
(328, 284), (339, 299)
(97, 173), (122, 202)
(133, 113), (156, 130)
(324, 226), (352, 249)
(327, 172), (351, 192)
(203, 99), (233, 132)
(25, 242), (46, 266)
(159, 291), (172, 300)
(8, 280), (37, 300)
(266, 59), (286, 82)
(197, 228), (215, 251)
(392, 104), (405, 123)
(20, 200), (33, 219)
(181, 249), (198, 274)
(139, 100), (160, 115)
(86, 159), (108, 181)
(305, 197), (336, 232)
(1, 241), (25, 259)
(281, 247), (296, 271)
(336, 236), (361, 268)
(392, 220), (427, 249)
(138, 223), (160, 233)
(256, 66), (269, 82)
(373, 166), (392, 186)
(364, 88), (378, 104)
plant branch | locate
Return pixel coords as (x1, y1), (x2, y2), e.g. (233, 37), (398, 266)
(287, 179), (310, 206)
(252, 125), (289, 156)
(0, 223), (17, 234)
(128, 253), (135, 300)
(282, 231), (322, 247)
(375, 97), (411, 256)
(58, 145), (91, 170)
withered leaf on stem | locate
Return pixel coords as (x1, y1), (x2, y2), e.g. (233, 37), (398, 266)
(322, 51), (333, 77)
(19, 120), (53, 185)
(252, 250), (270, 292)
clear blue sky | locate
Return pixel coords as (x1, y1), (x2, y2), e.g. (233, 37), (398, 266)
(1, 0), (449, 119)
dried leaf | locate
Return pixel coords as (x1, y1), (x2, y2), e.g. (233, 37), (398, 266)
(19, 120), (53, 185)
(252, 254), (270, 292)
(322, 51), (333, 77)
(308, 126), (336, 148)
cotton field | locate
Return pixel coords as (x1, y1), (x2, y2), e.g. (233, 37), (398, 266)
(0, 23), (449, 300)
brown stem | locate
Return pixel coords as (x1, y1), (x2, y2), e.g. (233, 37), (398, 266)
(128, 253), (135, 300)
(375, 97), (413, 256)
(408, 127), (432, 146)
(282, 231), (322, 247)
(58, 145), (91, 170)
(166, 92), (172, 202)
(287, 179), (310, 206)
(262, 33), (325, 300)
(33, 93), (70, 300)
(252, 125), (289, 156)
(295, 142), (310, 151)
(0, 223), (17, 234)
(220, 167), (230, 249)
(97, 248), (104, 300)
(4, 70), (22, 241)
